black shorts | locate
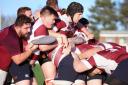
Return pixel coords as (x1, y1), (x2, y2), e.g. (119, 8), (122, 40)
(87, 73), (107, 84)
(108, 58), (128, 84)
(87, 68), (107, 82)
(77, 72), (87, 81)
(37, 52), (50, 65)
(9, 61), (33, 83)
(55, 54), (87, 82)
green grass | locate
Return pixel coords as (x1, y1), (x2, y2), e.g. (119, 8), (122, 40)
(32, 64), (45, 85)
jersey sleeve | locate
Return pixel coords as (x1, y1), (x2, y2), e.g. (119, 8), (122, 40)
(34, 25), (49, 38)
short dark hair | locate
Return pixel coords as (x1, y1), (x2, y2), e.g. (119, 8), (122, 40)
(15, 15), (32, 26)
(67, 2), (83, 17)
(46, 0), (58, 7)
(79, 18), (89, 25)
(40, 6), (58, 18)
(17, 7), (31, 16)
(76, 18), (89, 29)
(60, 8), (67, 15)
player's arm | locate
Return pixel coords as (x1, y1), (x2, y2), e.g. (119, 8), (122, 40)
(88, 68), (103, 76)
(68, 36), (86, 45)
(38, 44), (57, 52)
(11, 43), (38, 64)
(71, 52), (93, 73)
(48, 30), (68, 47)
(79, 47), (103, 59)
(72, 52), (101, 73)
(80, 27), (94, 39)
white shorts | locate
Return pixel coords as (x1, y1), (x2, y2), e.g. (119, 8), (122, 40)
(0, 69), (7, 85)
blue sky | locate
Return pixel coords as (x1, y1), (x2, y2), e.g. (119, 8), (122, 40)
(0, 0), (95, 18)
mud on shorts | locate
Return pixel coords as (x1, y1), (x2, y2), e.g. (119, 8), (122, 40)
(9, 61), (33, 83)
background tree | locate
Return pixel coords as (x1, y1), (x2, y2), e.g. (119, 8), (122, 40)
(119, 0), (128, 30)
(88, 0), (118, 39)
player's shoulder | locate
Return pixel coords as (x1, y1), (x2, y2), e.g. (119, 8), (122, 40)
(34, 24), (48, 36)
(0, 25), (13, 40)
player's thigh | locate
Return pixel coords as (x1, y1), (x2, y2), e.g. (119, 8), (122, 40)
(0, 69), (7, 85)
(9, 62), (33, 83)
(15, 80), (30, 85)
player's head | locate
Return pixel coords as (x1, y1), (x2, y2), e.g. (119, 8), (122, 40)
(60, 8), (67, 15)
(15, 15), (32, 38)
(40, 6), (58, 28)
(67, 2), (84, 23)
(17, 7), (32, 18)
(46, 0), (58, 10)
(76, 18), (89, 29)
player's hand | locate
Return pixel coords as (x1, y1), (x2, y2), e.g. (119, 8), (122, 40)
(29, 60), (36, 66)
(31, 44), (38, 51)
(61, 34), (69, 48)
(56, 37), (63, 45)
(25, 43), (38, 52)
(88, 68), (103, 76)
(62, 43), (71, 55)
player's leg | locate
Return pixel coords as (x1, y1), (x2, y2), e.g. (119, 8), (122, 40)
(30, 77), (38, 85)
(105, 58), (128, 85)
(0, 69), (7, 85)
(87, 69), (107, 85)
(41, 61), (56, 85)
(38, 53), (56, 85)
(73, 72), (87, 85)
(54, 54), (80, 85)
(9, 62), (35, 85)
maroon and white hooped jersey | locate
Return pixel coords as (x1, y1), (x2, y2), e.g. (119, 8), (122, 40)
(75, 42), (128, 74)
(52, 19), (66, 32)
(48, 45), (68, 67)
(49, 44), (94, 67)
(49, 43), (98, 67)
(48, 41), (128, 71)
(28, 18), (49, 56)
(97, 42), (126, 50)
(87, 45), (127, 74)
(28, 18), (48, 43)
(75, 42), (127, 61)
(73, 44), (94, 55)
